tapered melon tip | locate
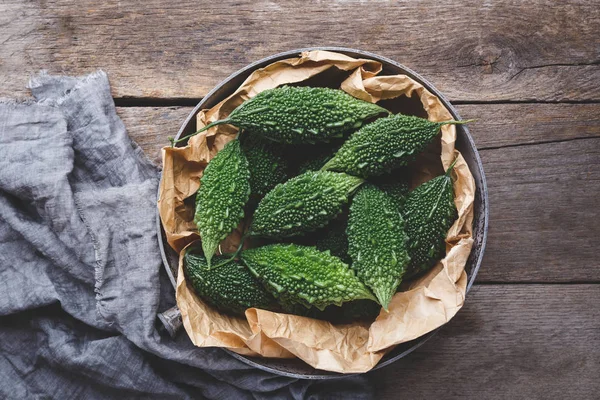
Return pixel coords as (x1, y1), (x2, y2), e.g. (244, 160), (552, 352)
(377, 104), (392, 115)
(202, 241), (218, 268)
(320, 157), (337, 172)
(445, 158), (459, 177)
(373, 288), (393, 311)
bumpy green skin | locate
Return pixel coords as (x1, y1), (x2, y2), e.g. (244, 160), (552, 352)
(249, 171), (364, 238)
(194, 139), (250, 265)
(228, 86), (389, 144)
(316, 219), (350, 264)
(323, 114), (450, 178)
(347, 185), (410, 309)
(241, 244), (376, 310)
(241, 134), (288, 199)
(183, 252), (279, 316)
(403, 171), (457, 277)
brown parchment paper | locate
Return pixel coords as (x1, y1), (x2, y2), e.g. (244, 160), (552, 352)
(158, 50), (475, 373)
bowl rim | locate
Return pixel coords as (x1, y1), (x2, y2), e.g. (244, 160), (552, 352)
(156, 46), (489, 379)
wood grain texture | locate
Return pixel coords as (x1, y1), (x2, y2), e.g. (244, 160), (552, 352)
(480, 137), (600, 282)
(458, 104), (600, 149)
(370, 284), (600, 399)
(120, 105), (600, 282)
(117, 106), (191, 164)
(1, 0), (599, 101)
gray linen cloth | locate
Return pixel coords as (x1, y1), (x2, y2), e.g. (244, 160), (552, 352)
(0, 71), (374, 399)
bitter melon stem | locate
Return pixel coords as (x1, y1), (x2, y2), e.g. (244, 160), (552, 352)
(319, 157), (337, 172)
(348, 178), (366, 195)
(209, 234), (248, 270)
(445, 157), (459, 177)
(169, 118), (233, 147)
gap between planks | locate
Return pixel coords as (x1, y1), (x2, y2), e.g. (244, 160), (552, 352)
(476, 135), (600, 151)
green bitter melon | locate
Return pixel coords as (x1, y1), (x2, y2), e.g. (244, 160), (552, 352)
(241, 244), (376, 310)
(347, 184), (410, 309)
(183, 251), (279, 316)
(403, 161), (458, 277)
(322, 114), (472, 178)
(194, 139), (250, 266)
(249, 171), (364, 238)
(171, 86), (389, 145)
(241, 133), (288, 200)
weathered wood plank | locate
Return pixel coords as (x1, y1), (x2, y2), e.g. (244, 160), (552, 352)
(370, 284), (600, 399)
(458, 104), (600, 149)
(2, 0), (599, 101)
(120, 105), (600, 282)
(118, 106), (191, 165)
(480, 137), (600, 282)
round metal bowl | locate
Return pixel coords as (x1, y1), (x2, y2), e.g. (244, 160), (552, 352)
(157, 47), (489, 379)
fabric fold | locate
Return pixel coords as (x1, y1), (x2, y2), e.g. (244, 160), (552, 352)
(0, 71), (373, 399)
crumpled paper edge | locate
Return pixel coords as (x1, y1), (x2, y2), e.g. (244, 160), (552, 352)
(176, 242), (294, 358)
(160, 50), (475, 373)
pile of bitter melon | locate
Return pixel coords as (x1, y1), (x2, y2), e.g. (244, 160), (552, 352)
(174, 86), (470, 322)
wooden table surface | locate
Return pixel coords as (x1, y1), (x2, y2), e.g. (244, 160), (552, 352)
(2, 1), (599, 398)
